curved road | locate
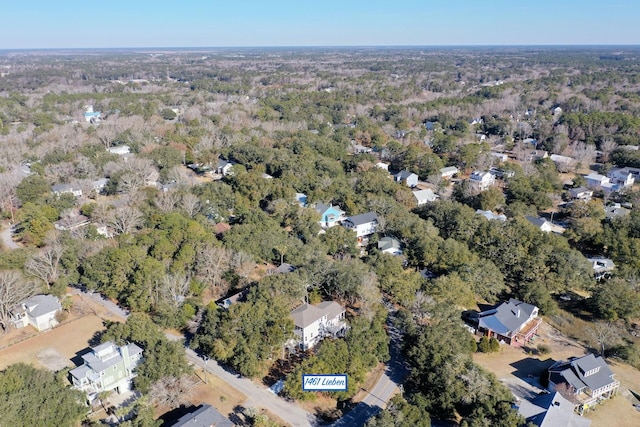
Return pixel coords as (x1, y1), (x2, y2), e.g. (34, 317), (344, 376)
(0, 223), (19, 249)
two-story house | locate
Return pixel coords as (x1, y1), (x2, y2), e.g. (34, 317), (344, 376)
(10, 295), (61, 331)
(70, 341), (144, 401)
(468, 171), (496, 192)
(548, 354), (620, 414)
(342, 212), (378, 243)
(477, 299), (541, 346)
(314, 203), (346, 228)
(290, 301), (347, 350)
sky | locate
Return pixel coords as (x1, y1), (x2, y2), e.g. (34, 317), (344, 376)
(2, 0), (640, 49)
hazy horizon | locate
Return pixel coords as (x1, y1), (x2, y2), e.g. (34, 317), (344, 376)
(3, 1), (640, 49)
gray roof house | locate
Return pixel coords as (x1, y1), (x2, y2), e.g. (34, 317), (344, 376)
(393, 170), (418, 187)
(477, 299), (541, 346)
(290, 301), (347, 350)
(342, 212), (378, 240)
(440, 166), (459, 179)
(52, 183), (83, 198)
(517, 391), (591, 427)
(568, 187), (593, 201)
(548, 354), (620, 414)
(169, 404), (234, 427)
(413, 189), (438, 206)
(10, 295), (62, 331)
(70, 341), (144, 401)
(378, 236), (402, 255)
(476, 209), (507, 222)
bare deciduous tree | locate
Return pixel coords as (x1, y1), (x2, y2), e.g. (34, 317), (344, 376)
(0, 270), (40, 332)
(160, 273), (191, 308)
(196, 246), (231, 295)
(149, 375), (197, 409)
(587, 321), (620, 357)
(231, 251), (256, 286)
(109, 206), (144, 235)
(154, 191), (178, 213)
(181, 193), (200, 218)
(600, 139), (618, 163)
(25, 232), (65, 287)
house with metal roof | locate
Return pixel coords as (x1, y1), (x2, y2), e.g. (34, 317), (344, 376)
(169, 404), (234, 427)
(10, 295), (62, 331)
(548, 354), (620, 414)
(378, 236), (402, 255)
(413, 189), (438, 206)
(290, 301), (347, 350)
(70, 341), (144, 401)
(314, 203), (346, 229)
(477, 299), (541, 346)
(342, 211), (378, 241)
(517, 391), (591, 427)
(393, 170), (418, 187)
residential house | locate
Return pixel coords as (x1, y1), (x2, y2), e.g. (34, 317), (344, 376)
(608, 168), (635, 188)
(526, 216), (565, 234)
(569, 187), (593, 201)
(290, 301), (347, 350)
(440, 166), (459, 179)
(604, 203), (630, 220)
(476, 299), (541, 346)
(584, 173), (611, 190)
(52, 183), (83, 198)
(475, 209), (507, 222)
(342, 211), (378, 243)
(54, 214), (90, 231)
(270, 263), (296, 274)
(70, 341), (144, 400)
(375, 162), (390, 171)
(213, 222), (231, 236)
(413, 189), (438, 206)
(215, 159), (234, 176)
(314, 203), (346, 228)
(394, 170), (419, 188)
(83, 105), (101, 123)
(490, 152), (509, 162)
(587, 257), (615, 281)
(107, 145), (131, 156)
(350, 141), (372, 154)
(525, 149), (549, 162)
(468, 171), (496, 192)
(217, 290), (247, 310)
(91, 178), (109, 193)
(550, 154), (576, 171)
(548, 354), (620, 414)
(517, 391), (591, 427)
(475, 133), (487, 141)
(378, 236), (402, 255)
(169, 404), (234, 427)
(10, 295), (62, 331)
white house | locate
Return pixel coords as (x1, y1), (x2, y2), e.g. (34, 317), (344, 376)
(394, 170), (419, 187)
(107, 145), (131, 156)
(290, 301), (347, 350)
(608, 168), (635, 188)
(469, 171), (495, 192)
(569, 187), (594, 201)
(215, 159), (234, 176)
(342, 212), (378, 244)
(52, 183), (83, 198)
(375, 162), (389, 171)
(413, 189), (438, 206)
(10, 295), (62, 331)
(440, 166), (459, 179)
(549, 154), (576, 171)
(378, 236), (402, 255)
(526, 216), (565, 234)
(490, 152), (509, 162)
(476, 209), (507, 222)
(584, 173), (611, 190)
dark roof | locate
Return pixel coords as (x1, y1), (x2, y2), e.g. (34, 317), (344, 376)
(344, 212), (378, 226)
(170, 404), (234, 427)
(549, 354), (616, 393)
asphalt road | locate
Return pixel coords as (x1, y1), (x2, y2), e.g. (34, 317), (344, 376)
(0, 223), (19, 249)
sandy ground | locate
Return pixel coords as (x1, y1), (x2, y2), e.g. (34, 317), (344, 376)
(473, 322), (640, 427)
(0, 292), (124, 371)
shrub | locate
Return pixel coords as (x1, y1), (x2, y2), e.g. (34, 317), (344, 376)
(537, 344), (551, 355)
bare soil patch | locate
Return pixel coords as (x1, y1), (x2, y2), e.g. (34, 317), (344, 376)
(0, 314), (106, 370)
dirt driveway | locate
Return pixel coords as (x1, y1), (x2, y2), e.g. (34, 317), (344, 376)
(474, 322), (640, 427)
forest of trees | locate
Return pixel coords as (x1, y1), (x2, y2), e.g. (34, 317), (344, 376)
(2, 46), (640, 425)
